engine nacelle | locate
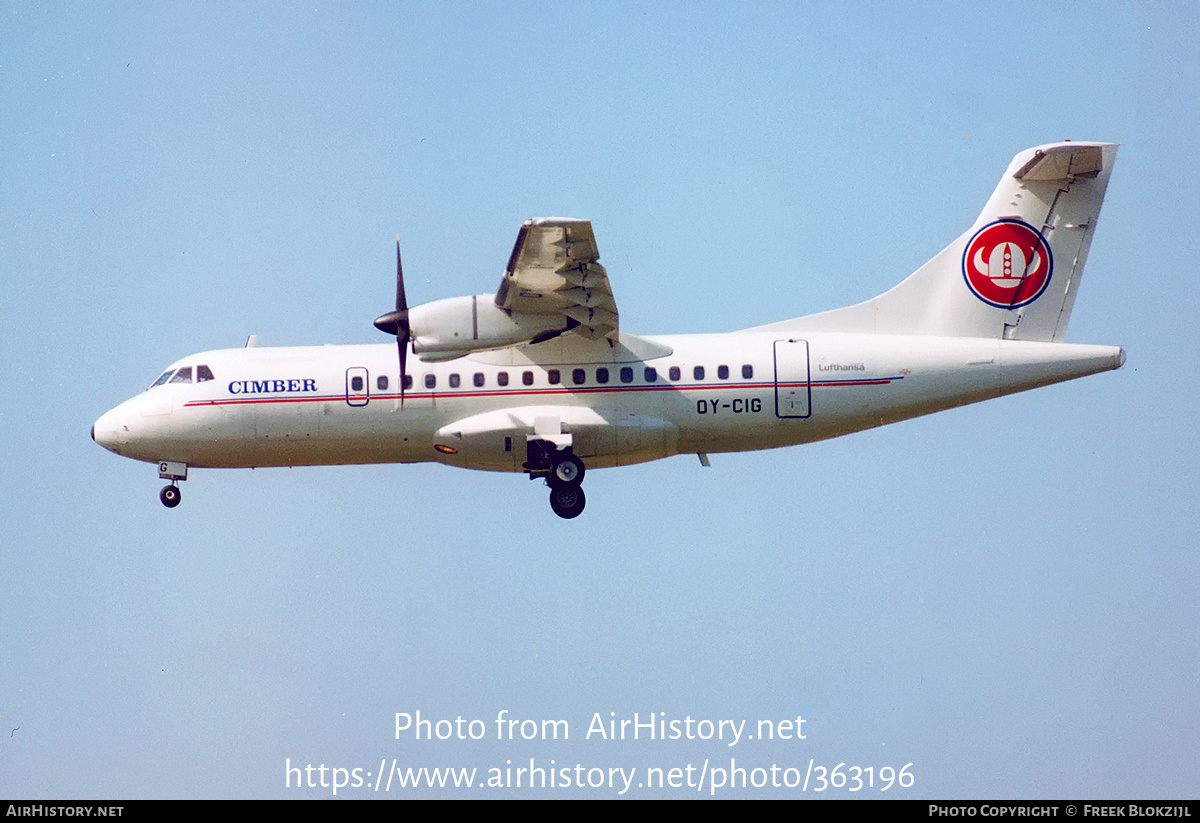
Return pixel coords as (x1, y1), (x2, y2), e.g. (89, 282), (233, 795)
(408, 294), (569, 361)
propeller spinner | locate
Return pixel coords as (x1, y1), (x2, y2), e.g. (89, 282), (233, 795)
(373, 240), (410, 404)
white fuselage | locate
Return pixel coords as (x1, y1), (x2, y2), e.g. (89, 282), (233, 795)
(92, 330), (1124, 474)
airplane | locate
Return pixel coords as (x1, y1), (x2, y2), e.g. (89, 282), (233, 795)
(92, 141), (1124, 519)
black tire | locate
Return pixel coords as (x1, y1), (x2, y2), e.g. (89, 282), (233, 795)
(548, 452), (585, 488)
(549, 484), (586, 519)
(160, 485), (181, 508)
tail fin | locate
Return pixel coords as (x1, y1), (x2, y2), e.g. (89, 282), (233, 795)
(773, 142), (1117, 342)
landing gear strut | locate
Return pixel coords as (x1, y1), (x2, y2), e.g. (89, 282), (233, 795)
(526, 441), (587, 518)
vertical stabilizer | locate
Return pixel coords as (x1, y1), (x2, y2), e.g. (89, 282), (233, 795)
(764, 142), (1117, 341)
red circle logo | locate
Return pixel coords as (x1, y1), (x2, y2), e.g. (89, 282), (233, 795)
(962, 220), (1053, 308)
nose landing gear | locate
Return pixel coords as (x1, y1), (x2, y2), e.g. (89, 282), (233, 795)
(157, 461), (188, 509)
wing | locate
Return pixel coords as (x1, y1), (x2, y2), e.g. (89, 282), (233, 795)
(494, 218), (618, 342)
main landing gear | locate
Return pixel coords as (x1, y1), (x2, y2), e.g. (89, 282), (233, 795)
(526, 442), (587, 519)
(549, 483), (585, 519)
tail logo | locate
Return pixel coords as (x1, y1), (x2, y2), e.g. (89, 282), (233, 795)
(962, 219), (1053, 308)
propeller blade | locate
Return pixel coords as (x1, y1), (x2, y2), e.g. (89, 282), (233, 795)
(373, 238), (412, 407)
(395, 239), (408, 408)
(395, 237), (408, 315)
(398, 336), (408, 407)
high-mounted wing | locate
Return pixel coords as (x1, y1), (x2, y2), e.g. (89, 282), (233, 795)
(494, 218), (619, 342)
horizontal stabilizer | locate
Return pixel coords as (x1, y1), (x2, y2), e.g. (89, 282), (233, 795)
(1013, 144), (1103, 181)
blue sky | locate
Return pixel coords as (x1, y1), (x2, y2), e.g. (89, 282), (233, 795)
(2, 0), (1197, 798)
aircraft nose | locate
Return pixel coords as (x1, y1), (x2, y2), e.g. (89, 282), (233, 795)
(91, 409), (123, 454)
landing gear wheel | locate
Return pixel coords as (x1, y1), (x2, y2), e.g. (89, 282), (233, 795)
(160, 485), (181, 508)
(549, 484), (586, 519)
(548, 453), (585, 488)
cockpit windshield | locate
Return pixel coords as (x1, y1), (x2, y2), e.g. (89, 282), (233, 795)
(149, 364), (214, 390)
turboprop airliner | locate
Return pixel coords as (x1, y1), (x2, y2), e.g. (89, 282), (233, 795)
(92, 141), (1125, 518)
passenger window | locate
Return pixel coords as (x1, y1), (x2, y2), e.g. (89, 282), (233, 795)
(644, 367), (657, 382)
(596, 368), (609, 384)
(548, 369), (561, 385)
(718, 365), (729, 379)
(620, 366), (633, 383)
(449, 373), (460, 388)
(497, 372), (509, 386)
(403, 374), (413, 390)
(170, 367), (192, 384)
(474, 373), (485, 387)
(197, 365), (214, 382)
(522, 371), (534, 386)
(424, 374), (436, 389)
(377, 375), (389, 390)
(351, 375), (364, 392)
(693, 366), (705, 380)
(669, 366), (681, 381)
(572, 368), (586, 385)
(742, 364), (754, 379)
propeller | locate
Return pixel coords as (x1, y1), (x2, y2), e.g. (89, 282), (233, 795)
(373, 239), (410, 405)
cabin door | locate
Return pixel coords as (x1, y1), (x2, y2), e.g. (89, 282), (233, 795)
(773, 339), (811, 418)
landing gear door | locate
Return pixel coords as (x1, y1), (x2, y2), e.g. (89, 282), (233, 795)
(346, 367), (369, 407)
(774, 339), (811, 418)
